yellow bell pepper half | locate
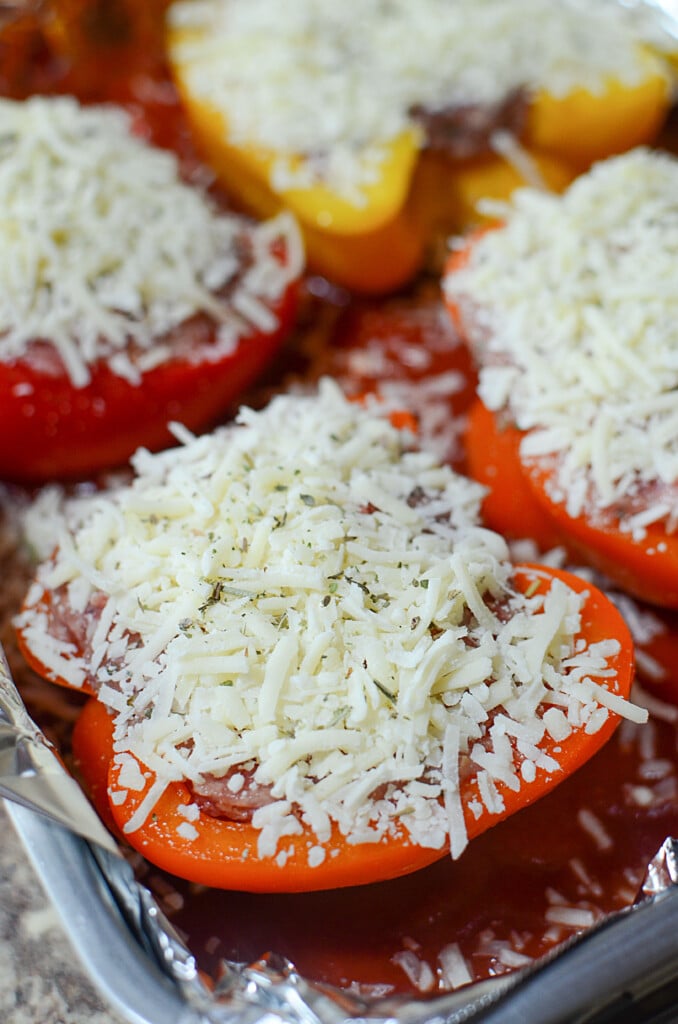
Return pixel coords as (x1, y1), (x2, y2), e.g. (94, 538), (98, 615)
(169, 31), (673, 294)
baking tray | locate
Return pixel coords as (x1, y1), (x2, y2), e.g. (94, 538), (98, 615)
(5, 2), (678, 1022)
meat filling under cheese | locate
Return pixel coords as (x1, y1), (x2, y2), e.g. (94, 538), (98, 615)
(444, 147), (678, 538)
(0, 95), (303, 388)
(18, 382), (640, 859)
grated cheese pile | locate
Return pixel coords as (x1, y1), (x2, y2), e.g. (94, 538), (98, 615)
(0, 95), (303, 388)
(444, 147), (678, 535)
(167, 0), (670, 199)
(18, 382), (641, 861)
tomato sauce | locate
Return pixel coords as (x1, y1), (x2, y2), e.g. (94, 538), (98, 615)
(4, 7), (678, 1001)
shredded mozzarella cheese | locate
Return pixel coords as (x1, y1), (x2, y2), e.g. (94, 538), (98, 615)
(0, 95), (303, 387)
(17, 382), (640, 858)
(168, 0), (671, 198)
(444, 147), (678, 532)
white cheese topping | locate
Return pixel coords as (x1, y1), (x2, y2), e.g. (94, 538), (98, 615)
(18, 381), (639, 858)
(167, 0), (670, 198)
(444, 147), (678, 532)
(0, 95), (303, 388)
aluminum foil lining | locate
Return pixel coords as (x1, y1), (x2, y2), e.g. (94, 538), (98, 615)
(0, 649), (118, 854)
(3, 2), (678, 1021)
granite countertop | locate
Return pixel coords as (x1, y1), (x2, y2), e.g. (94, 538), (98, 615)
(0, 801), (126, 1024)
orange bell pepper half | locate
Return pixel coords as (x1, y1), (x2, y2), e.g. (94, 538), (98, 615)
(445, 228), (678, 610)
(47, 564), (635, 893)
